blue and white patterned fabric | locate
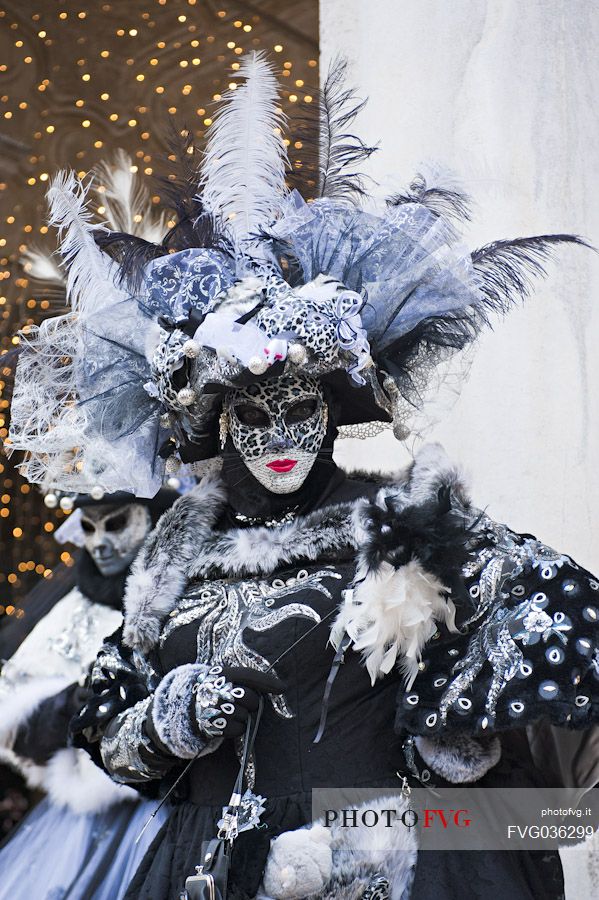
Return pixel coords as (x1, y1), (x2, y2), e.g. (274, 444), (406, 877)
(144, 248), (236, 322)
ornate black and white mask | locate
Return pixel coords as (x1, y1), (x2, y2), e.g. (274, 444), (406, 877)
(224, 374), (328, 494)
(80, 503), (152, 576)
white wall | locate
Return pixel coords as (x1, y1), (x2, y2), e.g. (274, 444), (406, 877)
(322, 0), (599, 571)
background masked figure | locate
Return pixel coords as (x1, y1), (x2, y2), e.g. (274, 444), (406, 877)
(7, 55), (599, 900)
(0, 490), (176, 900)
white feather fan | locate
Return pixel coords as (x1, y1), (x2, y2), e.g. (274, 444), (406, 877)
(93, 149), (168, 242)
(199, 51), (289, 248)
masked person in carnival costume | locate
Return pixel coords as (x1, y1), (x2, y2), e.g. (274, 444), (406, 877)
(8, 54), (599, 900)
(0, 488), (178, 900)
(0, 156), (181, 900)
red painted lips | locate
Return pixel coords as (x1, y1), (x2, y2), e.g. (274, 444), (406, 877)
(266, 459), (297, 473)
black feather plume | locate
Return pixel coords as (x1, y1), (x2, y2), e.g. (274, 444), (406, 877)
(387, 172), (471, 222)
(93, 230), (166, 291)
(472, 233), (591, 312)
(289, 57), (377, 200)
(361, 485), (474, 595)
(376, 232), (590, 414)
(152, 124), (230, 255)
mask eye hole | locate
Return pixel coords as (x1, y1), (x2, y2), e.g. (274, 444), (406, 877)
(233, 403), (270, 428)
(285, 398), (318, 425)
(105, 512), (128, 533)
(81, 519), (95, 535)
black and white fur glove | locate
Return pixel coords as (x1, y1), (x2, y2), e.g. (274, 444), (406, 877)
(150, 662), (283, 759)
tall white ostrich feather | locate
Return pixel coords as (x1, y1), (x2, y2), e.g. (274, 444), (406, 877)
(93, 149), (168, 242)
(46, 170), (124, 317)
(199, 51), (289, 248)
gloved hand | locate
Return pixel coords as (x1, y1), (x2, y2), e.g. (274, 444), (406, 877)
(150, 662), (284, 759)
(194, 664), (285, 738)
(73, 667), (149, 740)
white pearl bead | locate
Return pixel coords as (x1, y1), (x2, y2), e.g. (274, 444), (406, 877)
(176, 386), (197, 406)
(167, 476), (181, 490)
(90, 485), (105, 501)
(288, 342), (308, 365)
(59, 496), (74, 512)
(182, 339), (200, 359)
(44, 493), (58, 509)
(248, 355), (268, 375)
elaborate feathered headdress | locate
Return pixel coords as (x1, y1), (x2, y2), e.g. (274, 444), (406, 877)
(7, 53), (587, 497)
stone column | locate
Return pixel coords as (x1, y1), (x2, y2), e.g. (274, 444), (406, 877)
(323, 0), (599, 571)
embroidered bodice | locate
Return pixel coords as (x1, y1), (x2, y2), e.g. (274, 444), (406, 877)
(80, 445), (599, 807)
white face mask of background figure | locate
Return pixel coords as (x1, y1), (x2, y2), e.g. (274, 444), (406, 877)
(224, 374), (328, 494)
(80, 504), (152, 576)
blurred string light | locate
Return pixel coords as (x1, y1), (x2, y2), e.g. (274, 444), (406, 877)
(0, 0), (318, 618)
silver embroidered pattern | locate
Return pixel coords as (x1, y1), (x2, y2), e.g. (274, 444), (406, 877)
(161, 568), (341, 717)
(440, 520), (575, 722)
(90, 643), (126, 684)
(461, 554), (510, 628)
(439, 607), (523, 723)
(90, 641), (160, 704)
(233, 735), (257, 790)
(233, 507), (299, 528)
(47, 599), (97, 664)
(193, 668), (241, 736)
(131, 647), (161, 691)
(100, 696), (159, 782)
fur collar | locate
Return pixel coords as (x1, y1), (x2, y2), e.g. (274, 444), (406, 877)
(123, 443), (472, 681)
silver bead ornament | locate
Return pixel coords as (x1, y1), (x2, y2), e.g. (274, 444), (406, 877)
(165, 455), (181, 474)
(248, 355), (269, 375)
(288, 342), (308, 365)
(177, 386), (197, 407)
(393, 419), (411, 441)
(182, 339), (201, 359)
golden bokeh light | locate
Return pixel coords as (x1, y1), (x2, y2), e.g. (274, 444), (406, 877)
(0, 0), (318, 617)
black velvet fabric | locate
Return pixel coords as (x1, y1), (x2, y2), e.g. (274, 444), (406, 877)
(82, 471), (596, 900)
(122, 475), (569, 900)
(127, 547), (405, 898)
(13, 682), (92, 765)
(407, 733), (564, 900)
